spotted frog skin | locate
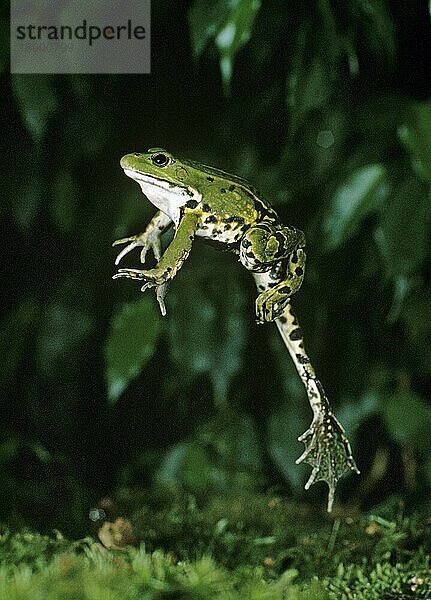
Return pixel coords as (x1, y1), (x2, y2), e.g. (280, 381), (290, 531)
(113, 148), (359, 511)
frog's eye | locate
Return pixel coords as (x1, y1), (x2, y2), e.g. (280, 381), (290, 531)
(151, 153), (170, 167)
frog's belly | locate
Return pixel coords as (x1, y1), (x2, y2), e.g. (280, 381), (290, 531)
(196, 220), (246, 246)
(253, 260), (289, 292)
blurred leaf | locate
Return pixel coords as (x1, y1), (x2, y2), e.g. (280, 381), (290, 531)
(36, 305), (93, 378)
(0, 299), (39, 396)
(287, 51), (332, 137)
(105, 297), (162, 403)
(374, 176), (430, 278)
(398, 102), (431, 182)
(355, 0), (396, 71)
(11, 171), (42, 232)
(401, 289), (431, 376)
(322, 164), (388, 250)
(189, 0), (261, 90)
(382, 390), (431, 452)
(168, 253), (247, 404)
(336, 392), (379, 441)
(286, 8), (344, 136)
(113, 188), (155, 240)
(267, 405), (306, 491)
(50, 171), (78, 233)
(158, 441), (213, 492)
(158, 413), (263, 493)
(12, 75), (58, 142)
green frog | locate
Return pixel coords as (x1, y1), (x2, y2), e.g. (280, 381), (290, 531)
(113, 148), (359, 511)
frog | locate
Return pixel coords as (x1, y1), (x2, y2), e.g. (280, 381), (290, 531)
(113, 148), (359, 511)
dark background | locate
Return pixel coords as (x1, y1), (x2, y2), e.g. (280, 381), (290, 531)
(1, 0), (431, 537)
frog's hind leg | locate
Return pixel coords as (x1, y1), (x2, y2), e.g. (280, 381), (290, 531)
(240, 222), (305, 272)
(254, 269), (359, 511)
(255, 248), (306, 323)
(275, 303), (359, 511)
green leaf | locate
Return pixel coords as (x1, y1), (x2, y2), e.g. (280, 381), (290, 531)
(158, 441), (213, 492)
(287, 51), (332, 136)
(12, 75), (58, 142)
(398, 102), (431, 182)
(189, 0), (261, 90)
(322, 164), (388, 250)
(168, 251), (247, 404)
(158, 413), (263, 493)
(286, 10), (343, 135)
(401, 289), (431, 376)
(374, 176), (430, 278)
(267, 405), (307, 491)
(105, 297), (163, 403)
(382, 390), (431, 452)
(36, 305), (93, 379)
(0, 299), (39, 396)
(11, 173), (42, 231)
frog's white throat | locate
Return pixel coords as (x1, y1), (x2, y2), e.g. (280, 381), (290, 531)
(123, 169), (201, 225)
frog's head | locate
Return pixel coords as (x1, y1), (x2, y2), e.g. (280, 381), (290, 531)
(120, 148), (201, 220)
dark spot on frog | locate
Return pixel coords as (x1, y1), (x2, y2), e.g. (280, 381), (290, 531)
(229, 184), (236, 191)
(205, 215), (217, 224)
(291, 252), (298, 264)
(279, 315), (287, 323)
(280, 286), (291, 295)
(289, 328), (302, 341)
(224, 223), (231, 230)
(242, 238), (251, 248)
(295, 266), (303, 276)
(186, 199), (198, 209)
(220, 188), (226, 193)
(225, 216), (245, 224)
(202, 203), (211, 212)
(296, 354), (309, 364)
(207, 176), (214, 182)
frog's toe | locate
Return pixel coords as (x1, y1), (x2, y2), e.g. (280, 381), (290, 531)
(113, 268), (149, 281)
(296, 413), (359, 512)
(114, 240), (141, 265)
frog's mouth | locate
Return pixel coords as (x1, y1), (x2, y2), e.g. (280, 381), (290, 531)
(122, 169), (184, 191)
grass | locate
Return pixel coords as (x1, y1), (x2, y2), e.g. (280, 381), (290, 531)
(1, 491), (430, 599)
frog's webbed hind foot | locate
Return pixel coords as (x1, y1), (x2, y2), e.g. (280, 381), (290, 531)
(296, 408), (359, 512)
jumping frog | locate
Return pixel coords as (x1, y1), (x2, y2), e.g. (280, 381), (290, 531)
(113, 148), (359, 511)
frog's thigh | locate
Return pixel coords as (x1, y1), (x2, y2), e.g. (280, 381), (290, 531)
(240, 223), (280, 271)
(256, 255), (306, 322)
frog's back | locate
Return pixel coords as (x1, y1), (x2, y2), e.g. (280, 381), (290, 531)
(182, 158), (279, 224)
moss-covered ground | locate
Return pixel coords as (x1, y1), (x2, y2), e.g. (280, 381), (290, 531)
(1, 491), (430, 599)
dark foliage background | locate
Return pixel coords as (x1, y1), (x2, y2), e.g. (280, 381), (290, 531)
(1, 0), (431, 537)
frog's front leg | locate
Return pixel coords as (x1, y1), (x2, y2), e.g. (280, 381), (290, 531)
(113, 210), (199, 315)
(113, 210), (173, 265)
